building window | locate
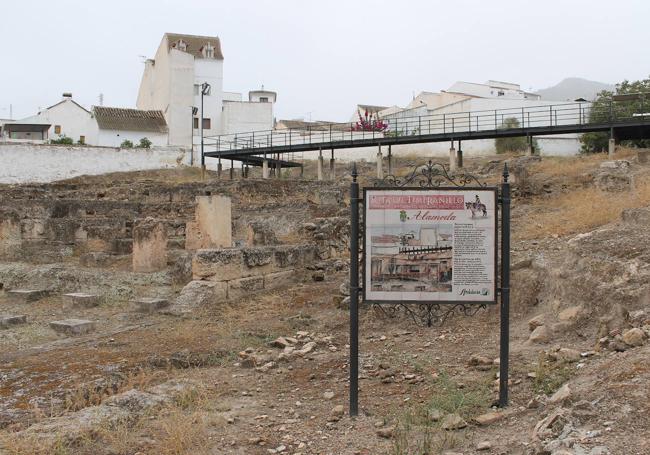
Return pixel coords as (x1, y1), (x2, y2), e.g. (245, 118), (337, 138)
(173, 39), (187, 52)
(259, 97), (269, 103)
(202, 43), (215, 59)
(193, 118), (211, 129)
(497, 90), (505, 96)
(79, 135), (85, 144)
(54, 125), (61, 134)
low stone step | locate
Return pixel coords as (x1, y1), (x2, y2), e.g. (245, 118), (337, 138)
(132, 297), (170, 313)
(49, 319), (96, 336)
(1, 314), (27, 329)
(7, 289), (48, 303)
(63, 293), (102, 308)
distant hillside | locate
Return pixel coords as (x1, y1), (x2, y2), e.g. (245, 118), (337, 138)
(536, 77), (615, 101)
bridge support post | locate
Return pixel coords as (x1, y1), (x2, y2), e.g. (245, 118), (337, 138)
(387, 145), (393, 175)
(262, 159), (269, 179)
(457, 141), (463, 169)
(217, 160), (223, 180)
(317, 149), (324, 181)
(229, 160), (234, 180)
(329, 149), (335, 180)
(276, 161), (282, 179)
(376, 146), (383, 179)
(608, 138), (616, 157)
(449, 146), (457, 172)
(527, 135), (534, 156)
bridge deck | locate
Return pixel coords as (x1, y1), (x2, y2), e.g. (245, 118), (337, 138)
(202, 99), (649, 159)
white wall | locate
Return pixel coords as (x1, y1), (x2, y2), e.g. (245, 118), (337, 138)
(0, 143), (191, 184)
(20, 99), (98, 144)
(221, 101), (273, 135)
(193, 58), (224, 136)
(96, 129), (169, 147)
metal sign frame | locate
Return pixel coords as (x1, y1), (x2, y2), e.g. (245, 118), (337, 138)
(362, 186), (499, 306)
(348, 161), (511, 417)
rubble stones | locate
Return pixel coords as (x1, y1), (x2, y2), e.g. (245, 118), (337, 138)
(0, 314), (27, 329)
(49, 319), (96, 336)
(441, 413), (467, 430)
(473, 411), (505, 426)
(549, 384), (572, 404)
(376, 426), (395, 438)
(528, 325), (551, 344)
(622, 327), (646, 346)
(64, 292), (102, 308)
(558, 305), (582, 323)
(328, 405), (345, 422)
(528, 314), (546, 331)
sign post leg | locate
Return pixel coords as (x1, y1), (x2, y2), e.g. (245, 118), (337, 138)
(499, 163), (511, 407)
(349, 163), (360, 417)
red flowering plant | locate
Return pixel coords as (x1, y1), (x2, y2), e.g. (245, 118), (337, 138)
(351, 109), (389, 132)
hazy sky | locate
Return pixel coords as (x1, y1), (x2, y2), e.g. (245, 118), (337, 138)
(1, 0), (648, 121)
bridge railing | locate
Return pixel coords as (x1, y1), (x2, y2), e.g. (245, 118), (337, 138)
(203, 97), (647, 153)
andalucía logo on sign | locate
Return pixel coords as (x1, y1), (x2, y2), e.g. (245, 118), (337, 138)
(459, 288), (490, 296)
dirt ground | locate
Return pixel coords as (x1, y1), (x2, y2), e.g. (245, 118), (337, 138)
(2, 150), (650, 455)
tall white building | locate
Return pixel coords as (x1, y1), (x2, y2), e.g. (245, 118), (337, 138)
(137, 33), (275, 147)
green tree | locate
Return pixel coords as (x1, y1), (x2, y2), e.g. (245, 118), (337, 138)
(138, 137), (152, 149)
(494, 118), (537, 154)
(581, 76), (650, 153)
(120, 139), (134, 148)
(50, 135), (73, 145)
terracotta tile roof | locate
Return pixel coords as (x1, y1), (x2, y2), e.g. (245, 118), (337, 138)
(93, 106), (168, 133)
(165, 33), (224, 60)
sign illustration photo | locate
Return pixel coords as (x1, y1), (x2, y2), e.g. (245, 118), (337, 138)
(364, 188), (497, 305)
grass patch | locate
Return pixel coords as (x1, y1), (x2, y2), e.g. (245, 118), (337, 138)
(532, 354), (573, 396)
(391, 371), (492, 454)
(516, 175), (650, 240)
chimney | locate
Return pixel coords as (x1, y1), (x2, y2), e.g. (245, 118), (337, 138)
(62, 92), (72, 100)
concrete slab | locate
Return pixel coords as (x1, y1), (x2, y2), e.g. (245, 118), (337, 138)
(7, 289), (48, 303)
(0, 314), (27, 329)
(49, 319), (96, 336)
(132, 297), (170, 313)
(63, 293), (102, 308)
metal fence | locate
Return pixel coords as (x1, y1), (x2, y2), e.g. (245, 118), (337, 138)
(203, 97), (649, 154)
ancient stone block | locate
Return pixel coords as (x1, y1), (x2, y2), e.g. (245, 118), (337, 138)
(192, 248), (244, 281)
(264, 270), (296, 290)
(1, 314), (27, 329)
(49, 319), (96, 336)
(622, 207), (650, 225)
(246, 221), (279, 246)
(165, 280), (228, 315)
(0, 217), (21, 258)
(184, 221), (203, 250)
(64, 293), (102, 308)
(133, 219), (167, 273)
(190, 195), (232, 249)
(7, 289), (48, 303)
(274, 245), (317, 268)
(132, 297), (170, 313)
(80, 251), (117, 268)
(638, 149), (650, 164)
(228, 276), (264, 300)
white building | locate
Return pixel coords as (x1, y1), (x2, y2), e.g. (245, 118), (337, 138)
(18, 93), (96, 144)
(7, 93), (169, 147)
(137, 33), (276, 147)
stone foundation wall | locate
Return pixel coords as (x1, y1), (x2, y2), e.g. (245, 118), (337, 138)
(192, 244), (318, 299)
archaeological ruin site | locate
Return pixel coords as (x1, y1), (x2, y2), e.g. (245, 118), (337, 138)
(1, 150), (649, 455)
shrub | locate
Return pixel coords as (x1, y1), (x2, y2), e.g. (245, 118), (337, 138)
(120, 139), (134, 148)
(50, 135), (73, 145)
(138, 137), (152, 149)
(494, 118), (535, 154)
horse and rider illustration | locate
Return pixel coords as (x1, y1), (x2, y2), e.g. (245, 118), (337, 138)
(466, 195), (487, 218)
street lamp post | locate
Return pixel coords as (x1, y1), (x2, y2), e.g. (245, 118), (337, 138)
(191, 106), (198, 166)
(200, 82), (211, 178)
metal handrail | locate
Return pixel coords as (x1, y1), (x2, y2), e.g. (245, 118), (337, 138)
(204, 97), (648, 153)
